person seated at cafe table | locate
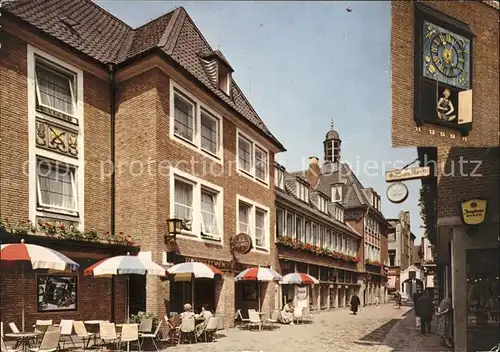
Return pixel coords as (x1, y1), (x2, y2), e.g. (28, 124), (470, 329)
(281, 299), (295, 325)
(180, 303), (195, 320)
(194, 304), (214, 339)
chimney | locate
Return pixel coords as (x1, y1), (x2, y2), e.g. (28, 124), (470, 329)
(308, 156), (321, 189)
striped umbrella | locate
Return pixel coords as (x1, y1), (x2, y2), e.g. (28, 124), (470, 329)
(235, 267), (282, 310)
(0, 240), (80, 331)
(166, 262), (223, 280)
(234, 267), (283, 282)
(280, 272), (319, 285)
(83, 253), (166, 277)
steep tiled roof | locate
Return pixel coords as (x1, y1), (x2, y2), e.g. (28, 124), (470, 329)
(3, 0), (284, 150)
(292, 162), (387, 221)
(278, 170), (358, 236)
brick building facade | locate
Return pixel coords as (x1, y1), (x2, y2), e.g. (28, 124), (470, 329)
(391, 0), (499, 147)
(1, 1), (285, 328)
(419, 146), (499, 351)
(289, 124), (392, 307)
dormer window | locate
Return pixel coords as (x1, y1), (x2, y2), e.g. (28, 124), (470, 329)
(274, 165), (284, 189)
(331, 204), (344, 223)
(218, 69), (231, 95)
(296, 181), (309, 202)
(318, 195), (328, 213)
(331, 184), (343, 202)
(371, 191), (381, 211)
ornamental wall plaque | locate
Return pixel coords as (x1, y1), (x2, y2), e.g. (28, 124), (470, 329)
(36, 120), (78, 158)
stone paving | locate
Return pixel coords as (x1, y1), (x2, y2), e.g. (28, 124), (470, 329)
(157, 304), (449, 352)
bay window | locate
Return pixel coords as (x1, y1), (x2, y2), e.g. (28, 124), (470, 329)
(286, 212), (295, 238)
(276, 208), (285, 238)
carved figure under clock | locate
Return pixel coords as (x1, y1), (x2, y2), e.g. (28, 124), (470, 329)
(423, 20), (470, 89)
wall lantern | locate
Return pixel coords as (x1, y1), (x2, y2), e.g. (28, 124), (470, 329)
(165, 218), (183, 244)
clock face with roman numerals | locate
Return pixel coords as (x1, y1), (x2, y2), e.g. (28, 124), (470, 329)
(422, 21), (471, 89)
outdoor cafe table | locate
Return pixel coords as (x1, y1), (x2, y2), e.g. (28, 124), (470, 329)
(4, 332), (37, 352)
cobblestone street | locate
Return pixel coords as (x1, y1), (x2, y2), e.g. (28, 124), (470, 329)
(160, 304), (448, 352)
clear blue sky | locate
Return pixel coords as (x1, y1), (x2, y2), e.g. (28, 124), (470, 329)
(95, 0), (424, 243)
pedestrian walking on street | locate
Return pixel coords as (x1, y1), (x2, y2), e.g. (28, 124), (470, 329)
(394, 292), (402, 309)
(374, 296), (379, 306)
(436, 293), (453, 348)
(417, 290), (434, 334)
(350, 292), (361, 315)
(413, 287), (424, 328)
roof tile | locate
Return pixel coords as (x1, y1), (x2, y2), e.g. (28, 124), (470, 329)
(3, 1), (283, 149)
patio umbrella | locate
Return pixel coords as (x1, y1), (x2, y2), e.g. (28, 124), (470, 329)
(280, 272), (319, 285)
(83, 253), (166, 277)
(164, 262), (223, 309)
(235, 267), (282, 309)
(0, 240), (80, 331)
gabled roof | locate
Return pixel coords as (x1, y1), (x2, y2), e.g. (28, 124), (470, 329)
(277, 169), (359, 237)
(3, 0), (284, 151)
(292, 162), (387, 221)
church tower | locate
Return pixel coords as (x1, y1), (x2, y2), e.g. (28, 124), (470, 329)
(322, 119), (341, 173)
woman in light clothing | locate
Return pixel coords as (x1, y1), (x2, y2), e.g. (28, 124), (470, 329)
(281, 299), (295, 325)
(194, 304), (213, 338)
(436, 293), (453, 348)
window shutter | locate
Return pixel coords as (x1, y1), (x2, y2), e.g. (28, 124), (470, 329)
(458, 89), (473, 124)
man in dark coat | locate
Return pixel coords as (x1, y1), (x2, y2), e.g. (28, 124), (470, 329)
(350, 293), (361, 315)
(413, 287), (424, 327)
(417, 290), (434, 334)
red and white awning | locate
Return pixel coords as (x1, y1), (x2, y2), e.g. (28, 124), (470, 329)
(84, 253), (165, 277)
(0, 240), (79, 272)
(165, 262), (223, 280)
(280, 272), (319, 285)
(235, 267), (282, 282)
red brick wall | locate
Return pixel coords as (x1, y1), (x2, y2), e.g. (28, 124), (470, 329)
(437, 147), (500, 220)
(0, 262), (127, 329)
(391, 0), (499, 147)
(0, 32), (112, 234)
(0, 34), (29, 222)
(115, 67), (278, 320)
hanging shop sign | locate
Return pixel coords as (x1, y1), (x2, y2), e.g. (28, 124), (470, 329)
(385, 166), (430, 182)
(386, 182), (409, 204)
(460, 199), (488, 225)
(230, 233), (253, 254)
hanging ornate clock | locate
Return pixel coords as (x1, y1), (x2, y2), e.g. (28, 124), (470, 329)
(422, 20), (471, 90)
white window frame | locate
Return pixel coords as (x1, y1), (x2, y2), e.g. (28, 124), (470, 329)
(170, 167), (224, 243)
(331, 185), (342, 202)
(28, 45), (85, 228)
(236, 194), (270, 252)
(34, 59), (78, 120)
(276, 207), (285, 238)
(296, 182), (309, 202)
(318, 195), (328, 213)
(274, 166), (284, 189)
(169, 80), (223, 163)
(36, 158), (78, 215)
(236, 129), (270, 187)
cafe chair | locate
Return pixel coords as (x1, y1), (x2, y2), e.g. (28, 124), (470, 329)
(265, 310), (282, 330)
(248, 311), (262, 331)
(138, 319), (152, 334)
(235, 310), (250, 330)
(214, 314), (225, 339)
(203, 317), (219, 342)
(119, 324), (141, 352)
(179, 318), (196, 344)
(99, 322), (119, 351)
(58, 320), (75, 349)
(72, 321), (94, 350)
(7, 323), (25, 349)
(139, 321), (162, 351)
(1, 337), (21, 352)
(28, 327), (60, 352)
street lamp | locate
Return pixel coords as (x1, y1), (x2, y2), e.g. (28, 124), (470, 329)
(165, 218), (183, 244)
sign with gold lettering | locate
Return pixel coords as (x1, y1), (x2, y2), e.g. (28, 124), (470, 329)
(461, 199), (487, 225)
(230, 233), (253, 254)
(385, 166), (430, 182)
